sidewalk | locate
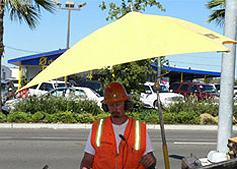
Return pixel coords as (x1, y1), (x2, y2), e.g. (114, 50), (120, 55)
(0, 123), (236, 130)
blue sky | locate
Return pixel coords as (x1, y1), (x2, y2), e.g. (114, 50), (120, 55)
(3, 0), (233, 77)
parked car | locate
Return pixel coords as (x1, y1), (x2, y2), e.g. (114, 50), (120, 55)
(46, 86), (104, 107)
(2, 98), (20, 114)
(169, 82), (219, 100)
(1, 80), (16, 104)
(140, 82), (184, 108)
(214, 83), (237, 96)
(2, 86), (104, 114)
(28, 80), (66, 96)
(79, 80), (104, 96)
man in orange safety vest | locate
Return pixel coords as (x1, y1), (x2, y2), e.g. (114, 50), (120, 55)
(80, 82), (156, 169)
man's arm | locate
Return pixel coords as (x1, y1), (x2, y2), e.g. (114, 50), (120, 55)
(80, 152), (94, 169)
(139, 152), (156, 169)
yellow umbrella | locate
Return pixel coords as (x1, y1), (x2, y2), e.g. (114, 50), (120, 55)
(22, 12), (235, 90)
(21, 12), (236, 169)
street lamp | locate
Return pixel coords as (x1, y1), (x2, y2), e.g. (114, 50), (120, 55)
(57, 1), (86, 85)
(58, 1), (87, 50)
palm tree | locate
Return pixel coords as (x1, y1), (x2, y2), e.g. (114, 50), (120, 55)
(0, 0), (57, 110)
(206, 0), (225, 26)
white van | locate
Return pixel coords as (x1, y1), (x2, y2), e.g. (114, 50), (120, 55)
(28, 80), (66, 96)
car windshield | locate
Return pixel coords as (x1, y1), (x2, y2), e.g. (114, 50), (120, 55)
(90, 88), (100, 97)
(50, 89), (65, 97)
(55, 83), (66, 88)
(200, 85), (217, 93)
(152, 85), (169, 93)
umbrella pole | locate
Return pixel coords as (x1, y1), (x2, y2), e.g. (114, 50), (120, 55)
(157, 57), (170, 169)
(157, 89), (170, 169)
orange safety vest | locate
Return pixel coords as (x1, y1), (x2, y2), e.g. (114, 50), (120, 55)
(91, 116), (146, 169)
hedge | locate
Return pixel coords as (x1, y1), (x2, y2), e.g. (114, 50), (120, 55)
(1, 95), (236, 125)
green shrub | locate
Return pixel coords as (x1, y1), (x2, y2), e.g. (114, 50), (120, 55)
(74, 113), (94, 123)
(73, 99), (103, 116)
(52, 111), (77, 123)
(143, 114), (159, 124)
(0, 113), (7, 122)
(8, 96), (237, 125)
(43, 97), (68, 114)
(32, 112), (45, 122)
(13, 96), (102, 115)
(165, 96), (219, 117)
(43, 113), (54, 123)
(163, 113), (176, 124)
(13, 96), (40, 114)
(7, 112), (32, 123)
(127, 109), (159, 122)
(94, 113), (110, 121)
(175, 111), (200, 124)
(126, 112), (142, 121)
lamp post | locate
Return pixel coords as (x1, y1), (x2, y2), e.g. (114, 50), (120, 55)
(57, 1), (86, 84)
(58, 1), (87, 50)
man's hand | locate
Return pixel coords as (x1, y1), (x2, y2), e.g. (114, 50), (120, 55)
(80, 153), (94, 169)
(139, 152), (156, 169)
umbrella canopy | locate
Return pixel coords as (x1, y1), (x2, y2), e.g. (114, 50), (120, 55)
(22, 12), (236, 89)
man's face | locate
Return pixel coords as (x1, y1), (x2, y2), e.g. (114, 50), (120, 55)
(107, 101), (125, 118)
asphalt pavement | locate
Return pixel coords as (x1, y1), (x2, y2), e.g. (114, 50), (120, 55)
(0, 128), (230, 169)
(0, 123), (237, 130)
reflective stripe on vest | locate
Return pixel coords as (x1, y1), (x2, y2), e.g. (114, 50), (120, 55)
(96, 119), (104, 147)
(134, 120), (141, 150)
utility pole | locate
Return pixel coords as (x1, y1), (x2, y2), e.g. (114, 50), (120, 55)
(208, 0), (237, 163)
(217, 0), (237, 153)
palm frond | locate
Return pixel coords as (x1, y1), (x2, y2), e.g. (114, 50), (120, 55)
(34, 0), (55, 13)
(206, 0), (225, 27)
(206, 0), (225, 9)
(207, 9), (225, 26)
(9, 4), (39, 29)
(5, 0), (56, 29)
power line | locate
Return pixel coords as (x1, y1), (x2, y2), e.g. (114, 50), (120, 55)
(5, 45), (41, 54)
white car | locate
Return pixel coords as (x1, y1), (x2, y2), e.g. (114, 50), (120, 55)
(2, 86), (104, 114)
(28, 80), (66, 96)
(46, 86), (104, 107)
(140, 82), (184, 108)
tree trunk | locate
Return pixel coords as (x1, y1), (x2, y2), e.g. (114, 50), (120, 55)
(0, 0), (5, 112)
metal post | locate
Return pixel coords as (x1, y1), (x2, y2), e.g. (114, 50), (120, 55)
(90, 70), (92, 80)
(67, 9), (71, 50)
(157, 57), (170, 169)
(58, 2), (86, 86)
(18, 61), (22, 90)
(65, 9), (71, 85)
(204, 75), (207, 83)
(217, 0), (237, 153)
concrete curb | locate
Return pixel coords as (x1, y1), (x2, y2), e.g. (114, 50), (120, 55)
(0, 123), (92, 129)
(0, 123), (236, 130)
